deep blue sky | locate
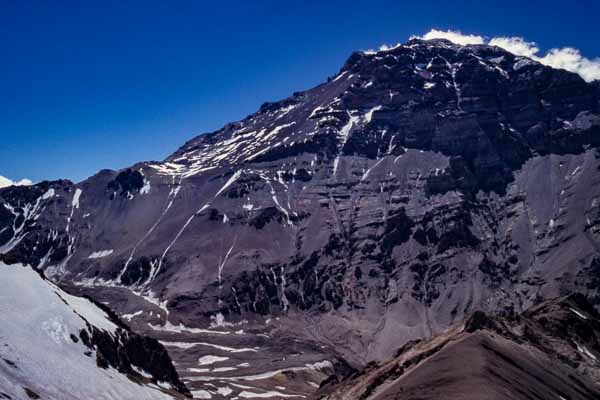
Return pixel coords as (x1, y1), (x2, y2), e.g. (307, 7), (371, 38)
(2, 0), (599, 183)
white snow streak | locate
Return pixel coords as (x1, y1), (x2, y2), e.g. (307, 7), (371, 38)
(72, 188), (82, 208)
(332, 112), (360, 176)
(571, 308), (589, 320)
(88, 249), (114, 259)
(161, 340), (257, 353)
(186, 360), (332, 382)
(198, 355), (229, 366)
(119, 184), (181, 283)
(151, 172), (242, 284)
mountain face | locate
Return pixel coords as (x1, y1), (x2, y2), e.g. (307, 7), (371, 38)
(0, 261), (189, 400)
(314, 293), (600, 400)
(2, 38), (600, 397)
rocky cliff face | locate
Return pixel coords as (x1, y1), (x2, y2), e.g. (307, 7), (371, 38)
(2, 38), (600, 397)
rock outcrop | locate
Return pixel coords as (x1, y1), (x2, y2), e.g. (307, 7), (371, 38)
(315, 294), (600, 400)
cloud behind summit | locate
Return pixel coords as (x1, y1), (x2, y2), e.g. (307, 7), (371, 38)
(407, 29), (600, 82)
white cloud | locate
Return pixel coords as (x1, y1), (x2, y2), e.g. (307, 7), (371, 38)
(0, 176), (12, 188)
(414, 29), (484, 46)
(488, 37), (539, 58)
(16, 178), (33, 186)
(362, 43), (402, 54)
(0, 175), (33, 189)
(536, 47), (600, 82)
(413, 29), (600, 82)
(378, 43), (401, 52)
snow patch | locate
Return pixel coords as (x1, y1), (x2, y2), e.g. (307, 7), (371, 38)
(140, 179), (151, 195)
(238, 390), (304, 398)
(217, 387), (233, 396)
(198, 355), (229, 366)
(151, 321), (230, 335)
(72, 188), (83, 208)
(88, 249), (114, 259)
(191, 390), (212, 399)
(364, 105), (382, 123)
(42, 188), (55, 200)
(161, 340), (257, 353)
(186, 360), (332, 382)
(121, 310), (143, 321)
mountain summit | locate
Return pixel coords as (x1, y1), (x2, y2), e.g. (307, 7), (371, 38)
(2, 38), (600, 398)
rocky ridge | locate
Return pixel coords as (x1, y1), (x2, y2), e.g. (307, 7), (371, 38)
(315, 293), (600, 400)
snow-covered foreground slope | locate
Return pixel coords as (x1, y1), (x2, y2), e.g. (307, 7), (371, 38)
(0, 262), (184, 400)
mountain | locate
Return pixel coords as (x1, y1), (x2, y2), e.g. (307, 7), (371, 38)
(1, 37), (600, 397)
(0, 260), (189, 400)
(314, 293), (600, 400)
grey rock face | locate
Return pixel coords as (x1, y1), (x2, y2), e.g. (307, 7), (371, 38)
(2, 38), (600, 390)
